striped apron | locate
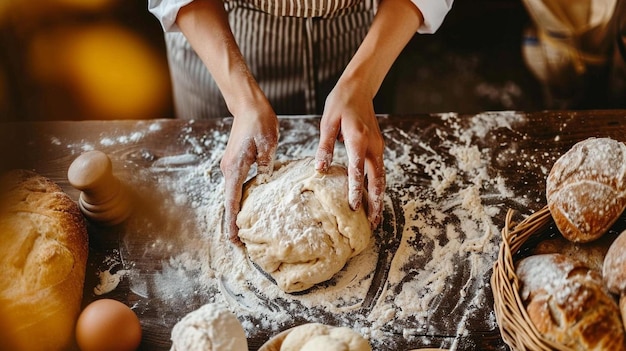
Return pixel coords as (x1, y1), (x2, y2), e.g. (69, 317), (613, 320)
(165, 0), (376, 119)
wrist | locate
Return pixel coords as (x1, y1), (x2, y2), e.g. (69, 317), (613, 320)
(224, 80), (273, 118)
(337, 67), (379, 100)
(225, 81), (276, 120)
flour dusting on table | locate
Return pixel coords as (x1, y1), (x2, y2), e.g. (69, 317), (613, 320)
(69, 114), (531, 350)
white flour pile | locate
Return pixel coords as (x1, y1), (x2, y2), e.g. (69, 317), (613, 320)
(61, 113), (537, 350)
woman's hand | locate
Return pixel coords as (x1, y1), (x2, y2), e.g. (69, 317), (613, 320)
(177, 0), (280, 243)
(221, 104), (278, 244)
(315, 0), (424, 229)
(315, 79), (386, 229)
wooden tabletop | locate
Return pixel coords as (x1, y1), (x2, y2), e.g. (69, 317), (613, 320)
(2, 110), (625, 351)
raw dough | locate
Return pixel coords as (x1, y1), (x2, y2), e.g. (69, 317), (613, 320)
(280, 323), (371, 351)
(170, 303), (248, 351)
(236, 157), (372, 293)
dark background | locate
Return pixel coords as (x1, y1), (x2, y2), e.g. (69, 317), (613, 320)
(0, 0), (624, 122)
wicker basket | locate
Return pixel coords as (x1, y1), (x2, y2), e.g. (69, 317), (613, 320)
(491, 205), (576, 351)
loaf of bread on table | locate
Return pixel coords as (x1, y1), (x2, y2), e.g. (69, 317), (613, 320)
(546, 137), (626, 243)
(0, 169), (89, 351)
(603, 229), (626, 325)
(603, 229), (626, 295)
(516, 253), (625, 351)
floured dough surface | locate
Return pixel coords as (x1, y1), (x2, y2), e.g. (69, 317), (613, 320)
(170, 303), (248, 351)
(280, 323), (371, 351)
(236, 157), (372, 293)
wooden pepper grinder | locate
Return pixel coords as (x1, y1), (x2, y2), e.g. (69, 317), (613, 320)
(68, 150), (132, 226)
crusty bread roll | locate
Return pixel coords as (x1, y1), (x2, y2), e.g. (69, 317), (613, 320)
(0, 169), (89, 351)
(546, 137), (626, 243)
(603, 229), (626, 295)
(602, 229), (626, 326)
(517, 253), (625, 350)
(532, 231), (617, 273)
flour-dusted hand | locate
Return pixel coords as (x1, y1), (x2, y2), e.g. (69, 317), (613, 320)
(173, 0), (281, 244)
(315, 80), (385, 229)
(314, 0), (427, 230)
(221, 107), (278, 244)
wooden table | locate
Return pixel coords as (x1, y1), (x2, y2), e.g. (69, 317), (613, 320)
(2, 110), (625, 351)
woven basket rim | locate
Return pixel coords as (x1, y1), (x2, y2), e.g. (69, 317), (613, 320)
(491, 205), (576, 351)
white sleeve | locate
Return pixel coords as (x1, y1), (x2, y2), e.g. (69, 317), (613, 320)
(411, 0), (454, 34)
(148, 0), (195, 32)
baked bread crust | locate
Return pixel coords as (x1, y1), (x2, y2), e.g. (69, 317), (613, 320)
(0, 169), (89, 351)
(546, 137), (626, 243)
(517, 253), (625, 351)
(604, 229), (626, 294)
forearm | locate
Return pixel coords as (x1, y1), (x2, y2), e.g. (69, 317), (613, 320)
(340, 0), (424, 98)
(176, 0), (268, 115)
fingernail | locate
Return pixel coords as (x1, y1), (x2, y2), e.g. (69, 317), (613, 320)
(350, 197), (361, 211)
(316, 160), (326, 171)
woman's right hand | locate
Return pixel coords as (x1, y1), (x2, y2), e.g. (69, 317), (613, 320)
(220, 104), (279, 244)
(176, 0), (280, 244)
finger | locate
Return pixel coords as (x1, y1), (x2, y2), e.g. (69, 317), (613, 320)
(223, 174), (245, 243)
(345, 137), (366, 211)
(315, 116), (340, 173)
(365, 156), (386, 229)
(221, 153), (253, 244)
(255, 126), (279, 177)
(255, 149), (276, 183)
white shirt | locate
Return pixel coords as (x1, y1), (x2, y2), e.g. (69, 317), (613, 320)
(148, 0), (454, 34)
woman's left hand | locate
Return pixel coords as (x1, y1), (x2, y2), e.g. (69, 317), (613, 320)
(315, 79), (386, 229)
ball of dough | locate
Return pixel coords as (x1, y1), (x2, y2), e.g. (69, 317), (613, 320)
(280, 323), (371, 351)
(170, 303), (248, 351)
(237, 158), (372, 293)
(300, 335), (346, 351)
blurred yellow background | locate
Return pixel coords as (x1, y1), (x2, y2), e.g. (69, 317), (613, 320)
(1, 0), (623, 122)
(0, 0), (173, 122)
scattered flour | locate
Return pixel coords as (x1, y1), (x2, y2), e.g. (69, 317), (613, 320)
(56, 114), (535, 350)
(94, 268), (129, 295)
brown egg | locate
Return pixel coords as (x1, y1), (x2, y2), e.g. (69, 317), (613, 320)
(76, 298), (142, 351)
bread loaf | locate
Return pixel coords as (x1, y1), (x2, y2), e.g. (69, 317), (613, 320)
(532, 231), (616, 273)
(546, 137), (626, 243)
(516, 253), (625, 350)
(603, 229), (626, 295)
(0, 169), (89, 351)
(602, 228), (626, 326)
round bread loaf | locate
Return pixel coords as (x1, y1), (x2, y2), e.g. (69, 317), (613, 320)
(546, 137), (626, 243)
(604, 231), (626, 347)
(516, 253), (625, 351)
(0, 169), (89, 351)
(604, 229), (626, 297)
(603, 229), (626, 295)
